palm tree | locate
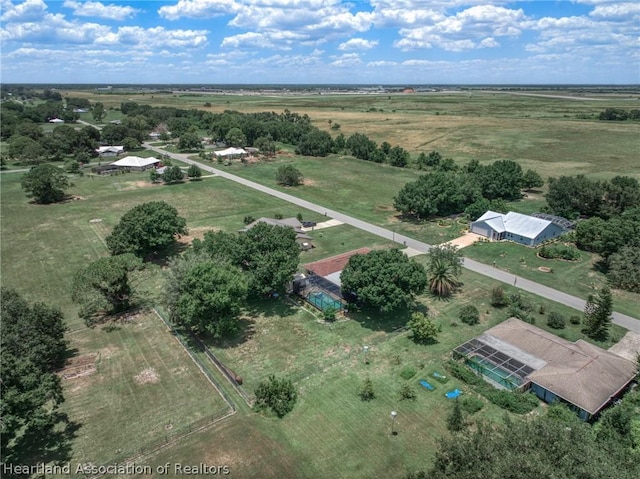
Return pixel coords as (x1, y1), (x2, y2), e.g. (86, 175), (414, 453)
(428, 257), (457, 297)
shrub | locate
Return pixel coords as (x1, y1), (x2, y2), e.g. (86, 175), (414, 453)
(408, 312), (441, 343)
(547, 311), (566, 329)
(460, 396), (484, 414)
(322, 307), (337, 322)
(399, 383), (417, 401)
(569, 315), (582, 325)
(483, 390), (539, 414)
(445, 360), (484, 386)
(358, 377), (375, 401)
(254, 375), (298, 418)
(186, 164), (202, 180)
(275, 165), (303, 186)
(243, 215), (256, 225)
(400, 365), (417, 380)
(509, 292), (533, 312)
(539, 244), (580, 261)
(459, 305), (480, 325)
(490, 286), (509, 307)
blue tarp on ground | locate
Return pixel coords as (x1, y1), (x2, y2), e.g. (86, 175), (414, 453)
(419, 380), (435, 391)
(445, 389), (462, 399)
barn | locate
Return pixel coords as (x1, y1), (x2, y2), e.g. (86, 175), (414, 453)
(470, 210), (566, 247)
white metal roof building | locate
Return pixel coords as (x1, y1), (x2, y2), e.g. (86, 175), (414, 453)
(110, 156), (160, 170)
(214, 147), (248, 158)
(470, 210), (566, 247)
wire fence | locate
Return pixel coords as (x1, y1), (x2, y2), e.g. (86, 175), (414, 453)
(84, 407), (233, 479)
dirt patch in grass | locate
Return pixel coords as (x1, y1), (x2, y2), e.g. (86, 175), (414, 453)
(303, 178), (317, 186)
(119, 181), (158, 190)
(177, 226), (220, 246)
(59, 353), (99, 379)
(134, 368), (160, 385)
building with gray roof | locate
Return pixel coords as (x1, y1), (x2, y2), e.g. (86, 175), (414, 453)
(470, 210), (567, 247)
(454, 318), (637, 420)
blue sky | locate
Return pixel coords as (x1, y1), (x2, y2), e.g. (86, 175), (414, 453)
(1, 0), (638, 84)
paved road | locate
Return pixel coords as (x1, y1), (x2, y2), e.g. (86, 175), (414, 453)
(144, 143), (640, 333)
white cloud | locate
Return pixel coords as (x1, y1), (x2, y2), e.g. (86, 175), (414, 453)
(590, 2), (640, 20)
(63, 1), (140, 21)
(329, 52), (362, 67)
(1, 0), (47, 22)
(479, 37), (499, 48)
(394, 5), (526, 51)
(95, 26), (208, 48)
(158, 0), (239, 20)
(338, 38), (378, 51)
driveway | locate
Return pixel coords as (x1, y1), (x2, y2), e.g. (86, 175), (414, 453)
(442, 232), (483, 249)
(608, 332), (640, 361)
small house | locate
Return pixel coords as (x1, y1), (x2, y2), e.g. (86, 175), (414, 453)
(110, 156), (160, 171)
(96, 146), (125, 158)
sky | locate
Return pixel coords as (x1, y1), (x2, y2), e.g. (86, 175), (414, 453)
(1, 0), (639, 84)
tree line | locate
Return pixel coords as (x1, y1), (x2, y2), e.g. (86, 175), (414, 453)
(545, 174), (640, 293)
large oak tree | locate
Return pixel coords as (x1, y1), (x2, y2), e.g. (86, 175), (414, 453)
(341, 249), (427, 312)
(106, 201), (187, 258)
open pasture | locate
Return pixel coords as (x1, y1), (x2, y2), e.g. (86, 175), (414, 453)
(73, 89), (640, 180)
(59, 311), (231, 468)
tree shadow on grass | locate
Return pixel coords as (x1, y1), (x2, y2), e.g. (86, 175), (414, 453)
(205, 317), (257, 350)
(349, 306), (412, 333)
(144, 241), (190, 268)
(244, 297), (299, 319)
(592, 258), (609, 275)
(7, 412), (80, 472)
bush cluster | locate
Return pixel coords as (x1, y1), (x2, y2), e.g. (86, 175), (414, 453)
(483, 389), (539, 414)
(460, 396), (484, 414)
(459, 305), (480, 325)
(547, 311), (566, 329)
(254, 375), (298, 418)
(539, 244), (580, 261)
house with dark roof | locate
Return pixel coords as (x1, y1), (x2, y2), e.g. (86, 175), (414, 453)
(470, 210), (566, 247)
(240, 217), (314, 249)
(454, 318), (637, 420)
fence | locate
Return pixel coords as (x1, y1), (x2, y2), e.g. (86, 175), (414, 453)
(85, 407), (233, 478)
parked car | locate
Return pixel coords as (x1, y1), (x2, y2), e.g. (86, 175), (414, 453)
(302, 221), (317, 227)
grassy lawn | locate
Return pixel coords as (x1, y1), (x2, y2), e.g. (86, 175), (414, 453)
(462, 241), (640, 319)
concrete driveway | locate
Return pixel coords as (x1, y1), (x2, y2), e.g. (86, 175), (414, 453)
(442, 232), (483, 249)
